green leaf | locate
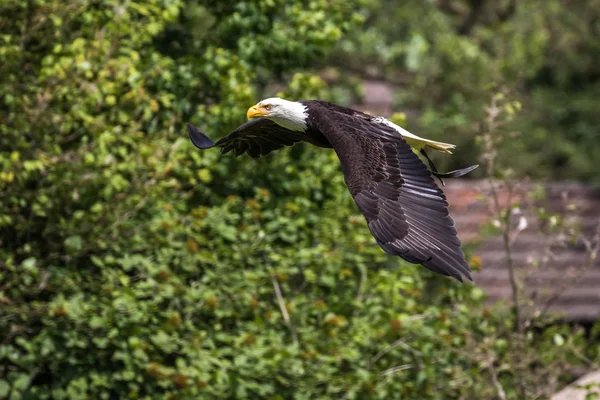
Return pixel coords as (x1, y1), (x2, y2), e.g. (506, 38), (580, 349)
(0, 380), (10, 397)
(64, 236), (83, 252)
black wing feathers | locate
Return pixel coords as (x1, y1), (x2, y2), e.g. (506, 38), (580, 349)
(312, 109), (472, 281)
(187, 118), (305, 158)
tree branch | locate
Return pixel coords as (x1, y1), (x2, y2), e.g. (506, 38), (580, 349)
(459, 0), (487, 35)
(538, 222), (600, 320)
(270, 272), (299, 346)
(488, 359), (507, 400)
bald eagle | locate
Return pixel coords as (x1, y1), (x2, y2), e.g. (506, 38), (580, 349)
(187, 98), (478, 281)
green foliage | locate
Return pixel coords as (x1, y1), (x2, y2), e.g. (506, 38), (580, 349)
(0, 0), (598, 399)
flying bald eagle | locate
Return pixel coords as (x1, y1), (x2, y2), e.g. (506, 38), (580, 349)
(187, 98), (478, 281)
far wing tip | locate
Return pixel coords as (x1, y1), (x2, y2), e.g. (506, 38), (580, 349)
(187, 123), (216, 150)
(432, 164), (479, 180)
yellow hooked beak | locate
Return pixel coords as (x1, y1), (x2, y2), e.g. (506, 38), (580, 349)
(247, 104), (268, 119)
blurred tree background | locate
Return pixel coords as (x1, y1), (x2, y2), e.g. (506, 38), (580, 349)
(327, 0), (600, 182)
(0, 0), (599, 399)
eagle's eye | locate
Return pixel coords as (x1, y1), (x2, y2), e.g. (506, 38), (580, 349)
(264, 104), (273, 111)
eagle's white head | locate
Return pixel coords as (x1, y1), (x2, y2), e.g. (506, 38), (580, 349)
(246, 97), (308, 132)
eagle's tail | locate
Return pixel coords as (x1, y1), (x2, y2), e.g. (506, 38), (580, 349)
(422, 139), (455, 154)
(374, 117), (456, 154)
(400, 134), (456, 154)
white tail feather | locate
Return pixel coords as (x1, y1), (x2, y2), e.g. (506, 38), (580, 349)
(373, 117), (456, 154)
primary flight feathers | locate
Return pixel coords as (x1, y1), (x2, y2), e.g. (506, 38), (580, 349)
(187, 98), (478, 282)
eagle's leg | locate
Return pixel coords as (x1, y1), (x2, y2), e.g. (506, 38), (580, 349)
(420, 149), (479, 184)
(420, 149), (445, 186)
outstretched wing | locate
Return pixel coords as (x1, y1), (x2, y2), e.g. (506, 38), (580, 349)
(187, 118), (305, 158)
(314, 110), (472, 281)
